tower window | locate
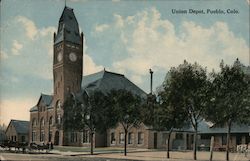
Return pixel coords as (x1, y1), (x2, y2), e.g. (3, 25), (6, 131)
(66, 29), (71, 34)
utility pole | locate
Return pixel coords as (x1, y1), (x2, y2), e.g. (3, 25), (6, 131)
(149, 69), (153, 94)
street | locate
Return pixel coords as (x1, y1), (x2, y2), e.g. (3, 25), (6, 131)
(0, 148), (249, 161)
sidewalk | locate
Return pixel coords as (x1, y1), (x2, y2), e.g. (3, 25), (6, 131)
(51, 147), (250, 161)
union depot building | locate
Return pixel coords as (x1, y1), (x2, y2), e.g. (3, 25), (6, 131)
(29, 6), (249, 150)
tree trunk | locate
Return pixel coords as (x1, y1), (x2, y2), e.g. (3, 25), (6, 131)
(90, 132), (94, 155)
(193, 124), (198, 160)
(209, 136), (214, 161)
(167, 129), (173, 158)
(226, 120), (231, 161)
(124, 129), (127, 156)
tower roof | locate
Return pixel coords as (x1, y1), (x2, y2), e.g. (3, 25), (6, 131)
(54, 6), (81, 45)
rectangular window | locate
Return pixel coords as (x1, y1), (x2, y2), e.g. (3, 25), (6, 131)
(49, 131), (52, 142)
(32, 131), (36, 142)
(119, 132), (124, 144)
(40, 130), (45, 142)
(176, 133), (183, 140)
(21, 136), (25, 142)
(110, 132), (115, 145)
(71, 132), (77, 143)
(82, 130), (90, 143)
(162, 133), (168, 145)
(138, 132), (144, 144)
(201, 134), (211, 140)
(128, 132), (134, 144)
(222, 135), (227, 145)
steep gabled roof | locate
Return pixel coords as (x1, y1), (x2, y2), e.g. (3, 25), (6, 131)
(6, 120), (29, 134)
(29, 94), (53, 112)
(81, 70), (147, 98)
(54, 6), (81, 45)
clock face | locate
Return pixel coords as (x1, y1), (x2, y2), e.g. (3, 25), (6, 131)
(69, 52), (77, 62)
(57, 52), (63, 62)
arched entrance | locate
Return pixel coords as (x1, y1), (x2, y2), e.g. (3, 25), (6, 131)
(54, 131), (59, 145)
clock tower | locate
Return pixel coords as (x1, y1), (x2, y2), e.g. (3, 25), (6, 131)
(53, 6), (83, 106)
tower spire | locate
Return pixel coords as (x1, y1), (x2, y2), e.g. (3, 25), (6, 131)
(65, 0), (66, 7)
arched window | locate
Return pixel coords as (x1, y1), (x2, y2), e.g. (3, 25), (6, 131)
(57, 114), (61, 124)
(49, 116), (53, 125)
(56, 100), (61, 109)
(40, 117), (45, 126)
(32, 118), (37, 127)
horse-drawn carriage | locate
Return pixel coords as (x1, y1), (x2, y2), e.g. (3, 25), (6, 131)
(0, 140), (53, 153)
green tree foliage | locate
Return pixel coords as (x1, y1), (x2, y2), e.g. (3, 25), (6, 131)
(207, 59), (250, 161)
(63, 91), (117, 155)
(164, 60), (210, 160)
(151, 69), (189, 158)
(108, 89), (143, 156)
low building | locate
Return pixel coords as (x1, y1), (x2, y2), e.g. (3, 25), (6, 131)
(108, 123), (195, 150)
(5, 120), (29, 143)
(197, 120), (250, 151)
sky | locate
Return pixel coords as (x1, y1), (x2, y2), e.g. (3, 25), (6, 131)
(0, 0), (249, 125)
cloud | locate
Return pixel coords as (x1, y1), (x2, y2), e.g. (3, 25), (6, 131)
(83, 54), (103, 75)
(11, 40), (23, 55)
(17, 16), (38, 40)
(0, 98), (36, 125)
(0, 50), (8, 59)
(112, 0), (120, 2)
(69, 0), (88, 2)
(95, 24), (109, 33)
(94, 8), (249, 82)
(6, 16), (56, 80)
(40, 27), (56, 37)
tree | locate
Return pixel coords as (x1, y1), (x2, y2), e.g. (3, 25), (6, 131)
(207, 59), (250, 161)
(151, 69), (189, 158)
(108, 89), (143, 156)
(63, 91), (116, 155)
(163, 60), (210, 160)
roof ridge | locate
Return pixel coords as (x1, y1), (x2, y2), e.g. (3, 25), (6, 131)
(84, 70), (105, 78)
(11, 119), (29, 122)
(104, 70), (124, 77)
(41, 93), (53, 97)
